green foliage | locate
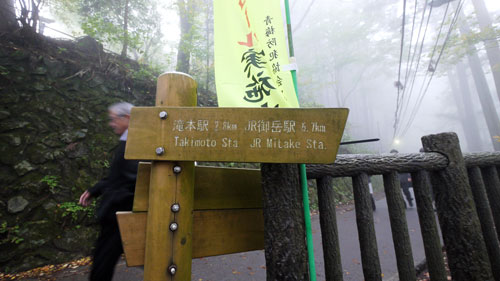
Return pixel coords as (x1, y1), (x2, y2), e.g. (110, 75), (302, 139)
(80, 15), (123, 45)
(40, 175), (60, 194)
(307, 177), (357, 212)
(94, 160), (110, 169)
(50, 0), (165, 63)
(57, 47), (67, 54)
(0, 65), (10, 76)
(441, 15), (500, 70)
(129, 64), (160, 82)
(332, 178), (355, 205)
(307, 180), (318, 211)
(370, 175), (384, 193)
(58, 201), (95, 223)
(0, 221), (24, 245)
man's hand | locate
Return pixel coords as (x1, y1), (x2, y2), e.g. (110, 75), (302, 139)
(79, 190), (93, 206)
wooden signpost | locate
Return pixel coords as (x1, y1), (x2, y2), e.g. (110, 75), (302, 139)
(125, 107), (348, 163)
(116, 72), (348, 280)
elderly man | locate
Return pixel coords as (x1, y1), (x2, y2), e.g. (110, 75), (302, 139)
(79, 102), (139, 281)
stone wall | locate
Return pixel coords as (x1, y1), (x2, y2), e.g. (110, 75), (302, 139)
(0, 33), (158, 272)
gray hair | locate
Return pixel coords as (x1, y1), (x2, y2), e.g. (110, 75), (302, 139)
(108, 102), (134, 117)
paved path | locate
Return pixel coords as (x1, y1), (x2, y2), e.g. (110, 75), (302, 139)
(27, 193), (427, 281)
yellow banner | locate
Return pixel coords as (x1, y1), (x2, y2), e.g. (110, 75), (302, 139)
(214, 0), (299, 108)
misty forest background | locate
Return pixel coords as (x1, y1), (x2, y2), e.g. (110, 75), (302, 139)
(0, 0), (499, 274)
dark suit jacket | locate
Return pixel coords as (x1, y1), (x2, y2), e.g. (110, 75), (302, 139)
(398, 172), (412, 189)
(88, 141), (138, 222)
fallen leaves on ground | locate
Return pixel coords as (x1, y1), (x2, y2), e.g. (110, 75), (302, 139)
(0, 256), (92, 280)
(416, 250), (451, 281)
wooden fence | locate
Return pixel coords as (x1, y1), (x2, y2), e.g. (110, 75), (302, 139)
(306, 132), (500, 281)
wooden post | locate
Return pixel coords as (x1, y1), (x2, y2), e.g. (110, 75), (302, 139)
(144, 73), (197, 281)
(481, 166), (500, 239)
(316, 176), (343, 281)
(421, 132), (493, 280)
(261, 163), (309, 280)
(468, 166), (500, 281)
(352, 173), (382, 281)
(382, 172), (416, 281)
(411, 170), (447, 281)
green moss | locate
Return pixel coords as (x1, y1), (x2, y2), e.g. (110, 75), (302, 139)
(0, 32), (155, 273)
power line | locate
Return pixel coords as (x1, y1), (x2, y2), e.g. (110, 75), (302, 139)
(396, 0), (421, 137)
(395, 0), (418, 139)
(395, 0), (433, 137)
(402, 0), (464, 135)
(399, 0), (464, 137)
(394, 0), (408, 139)
(427, 1), (451, 71)
(400, 3), (434, 127)
(401, 0), (419, 94)
(398, 1), (450, 137)
(399, 1), (452, 137)
(394, 0), (430, 137)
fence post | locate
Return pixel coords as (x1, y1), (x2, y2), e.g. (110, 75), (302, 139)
(481, 166), (500, 239)
(317, 176), (343, 281)
(468, 166), (500, 281)
(261, 163), (309, 280)
(352, 173), (382, 281)
(421, 132), (493, 280)
(411, 170), (447, 281)
(383, 171), (416, 281)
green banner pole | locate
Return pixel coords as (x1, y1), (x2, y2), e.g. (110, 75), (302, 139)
(284, 1), (317, 280)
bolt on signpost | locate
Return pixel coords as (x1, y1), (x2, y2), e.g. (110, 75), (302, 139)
(116, 72), (348, 280)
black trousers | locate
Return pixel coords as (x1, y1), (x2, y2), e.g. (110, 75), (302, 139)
(90, 218), (123, 281)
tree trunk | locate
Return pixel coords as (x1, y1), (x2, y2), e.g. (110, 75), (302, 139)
(411, 170), (448, 281)
(121, 0), (129, 58)
(176, 0), (194, 73)
(261, 163), (309, 281)
(422, 132), (493, 280)
(205, 0), (210, 92)
(468, 166), (500, 281)
(316, 176), (343, 281)
(448, 65), (483, 151)
(30, 0), (41, 33)
(458, 15), (500, 151)
(352, 173), (382, 280)
(0, 0), (18, 32)
(470, 0), (500, 101)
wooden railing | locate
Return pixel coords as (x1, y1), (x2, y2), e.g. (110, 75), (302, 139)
(306, 132), (500, 281)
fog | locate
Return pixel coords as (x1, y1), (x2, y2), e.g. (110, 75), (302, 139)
(290, 0), (500, 153)
(36, 0), (500, 154)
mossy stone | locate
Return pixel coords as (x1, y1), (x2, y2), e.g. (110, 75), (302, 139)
(14, 160), (36, 176)
(43, 58), (67, 78)
(32, 66), (47, 75)
(7, 196), (29, 213)
(0, 110), (10, 120)
(0, 120), (29, 131)
(0, 32), (156, 273)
